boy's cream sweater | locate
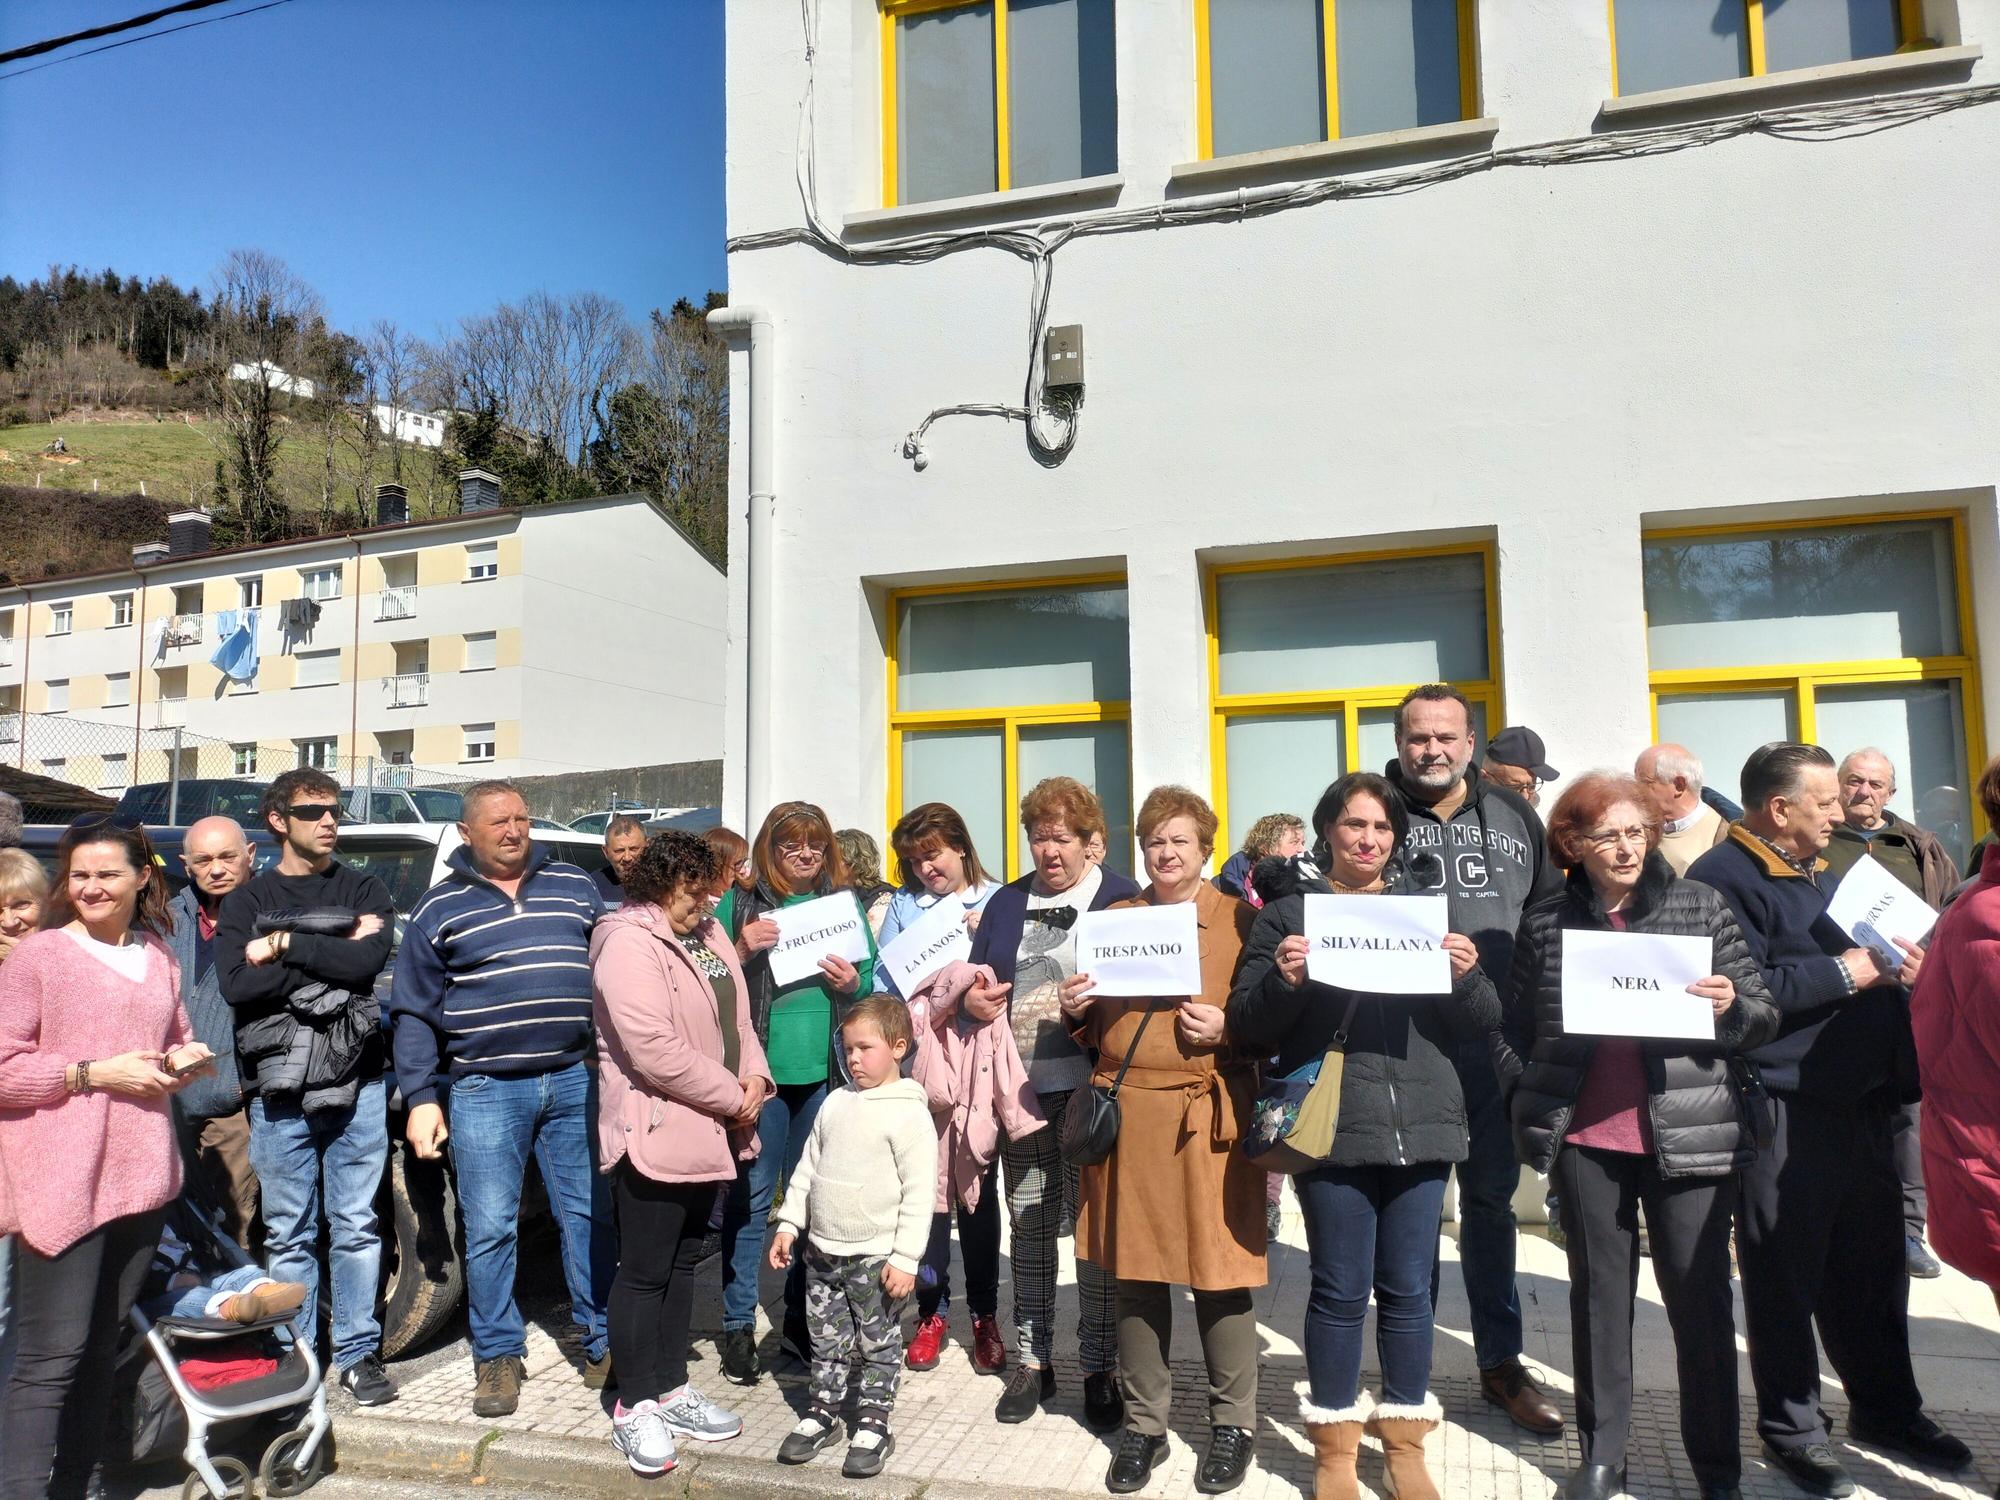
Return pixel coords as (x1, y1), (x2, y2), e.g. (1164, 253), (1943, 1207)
(774, 1077), (938, 1274)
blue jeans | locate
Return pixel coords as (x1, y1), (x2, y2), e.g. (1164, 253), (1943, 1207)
(720, 1080), (827, 1333)
(1434, 1042), (1525, 1371)
(448, 1062), (614, 1362)
(248, 1077), (388, 1373)
(142, 1264), (273, 1322)
(1297, 1161), (1451, 1409)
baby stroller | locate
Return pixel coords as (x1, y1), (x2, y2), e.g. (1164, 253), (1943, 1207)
(113, 1199), (331, 1500)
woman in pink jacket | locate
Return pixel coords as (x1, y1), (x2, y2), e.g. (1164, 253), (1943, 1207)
(1913, 759), (2000, 1301)
(0, 819), (212, 1500)
(591, 830), (774, 1478)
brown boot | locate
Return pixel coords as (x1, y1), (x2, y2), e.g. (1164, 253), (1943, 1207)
(1366, 1396), (1442, 1500)
(1301, 1397), (1369, 1500)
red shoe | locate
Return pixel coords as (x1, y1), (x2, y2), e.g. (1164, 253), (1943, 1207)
(971, 1314), (1006, 1374)
(905, 1313), (948, 1371)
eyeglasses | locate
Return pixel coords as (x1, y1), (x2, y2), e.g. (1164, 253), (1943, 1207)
(285, 803), (341, 824)
(778, 840), (826, 857)
(1582, 826), (1649, 853)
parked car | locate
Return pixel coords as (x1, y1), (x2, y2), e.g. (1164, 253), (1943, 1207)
(334, 821), (609, 1356)
(342, 785), (465, 826)
(566, 804), (693, 837)
(642, 806), (722, 834)
(114, 779), (268, 830)
(16, 823), (283, 897)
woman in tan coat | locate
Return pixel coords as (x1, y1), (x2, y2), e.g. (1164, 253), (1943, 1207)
(1061, 785), (1265, 1497)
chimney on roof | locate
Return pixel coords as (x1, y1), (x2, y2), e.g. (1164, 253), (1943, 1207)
(167, 507), (213, 558)
(132, 541), (170, 567)
(458, 468), (501, 514)
(375, 483), (409, 526)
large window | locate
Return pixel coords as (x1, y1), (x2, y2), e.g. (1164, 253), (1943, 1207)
(882, 0), (1117, 207)
(889, 576), (1133, 877)
(301, 566), (343, 602)
(296, 649), (340, 689)
(1644, 513), (1983, 867)
(105, 673), (131, 709)
(296, 737), (338, 771)
(111, 593), (134, 627)
(1199, 0), (1476, 159)
(1208, 546), (1499, 855)
(1610, 0), (1925, 97)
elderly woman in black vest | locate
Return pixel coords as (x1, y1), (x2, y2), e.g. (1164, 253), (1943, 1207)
(1493, 771), (1778, 1500)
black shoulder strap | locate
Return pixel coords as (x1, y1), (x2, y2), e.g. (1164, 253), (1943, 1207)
(1104, 1001), (1162, 1100)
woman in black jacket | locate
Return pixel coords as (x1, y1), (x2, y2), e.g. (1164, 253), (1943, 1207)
(1493, 772), (1779, 1500)
(1230, 772), (1498, 1500)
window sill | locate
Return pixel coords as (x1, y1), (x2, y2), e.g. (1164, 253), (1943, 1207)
(1600, 44), (1982, 123)
(1170, 117), (1499, 190)
(462, 665), (494, 673)
(844, 173), (1125, 238)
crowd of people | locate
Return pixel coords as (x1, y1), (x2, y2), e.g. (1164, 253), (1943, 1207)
(1, 680), (1999, 1500)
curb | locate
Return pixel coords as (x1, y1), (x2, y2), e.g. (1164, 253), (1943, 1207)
(332, 1415), (1091, 1500)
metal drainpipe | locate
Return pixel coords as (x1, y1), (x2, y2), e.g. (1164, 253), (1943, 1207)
(706, 305), (773, 830)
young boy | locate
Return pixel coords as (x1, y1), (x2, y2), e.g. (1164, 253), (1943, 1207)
(770, 997), (937, 1477)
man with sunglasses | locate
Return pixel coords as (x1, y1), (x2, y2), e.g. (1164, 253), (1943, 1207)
(216, 768), (399, 1406)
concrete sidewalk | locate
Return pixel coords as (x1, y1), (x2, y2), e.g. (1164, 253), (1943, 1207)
(336, 1205), (2000, 1500)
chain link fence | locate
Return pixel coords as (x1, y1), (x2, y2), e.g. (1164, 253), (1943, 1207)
(0, 710), (468, 819)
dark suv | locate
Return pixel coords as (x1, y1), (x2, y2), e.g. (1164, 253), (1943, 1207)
(114, 779), (269, 830)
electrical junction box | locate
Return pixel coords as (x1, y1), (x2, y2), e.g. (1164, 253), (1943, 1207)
(1045, 324), (1084, 389)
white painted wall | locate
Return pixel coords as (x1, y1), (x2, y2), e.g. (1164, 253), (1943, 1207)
(721, 0), (2000, 839)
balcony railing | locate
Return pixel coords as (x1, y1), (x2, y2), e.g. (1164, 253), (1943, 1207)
(377, 586), (418, 622)
(153, 697), (188, 729)
(386, 671), (428, 708)
(164, 614), (203, 648)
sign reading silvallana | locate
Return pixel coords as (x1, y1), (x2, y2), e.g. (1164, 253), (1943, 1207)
(1825, 852), (1938, 966)
(767, 891), (874, 988)
(878, 896), (973, 995)
(1302, 893), (1451, 995)
(1560, 928), (1713, 1040)
(1074, 902), (1202, 997)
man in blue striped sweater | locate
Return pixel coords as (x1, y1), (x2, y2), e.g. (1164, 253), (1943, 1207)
(388, 780), (616, 1417)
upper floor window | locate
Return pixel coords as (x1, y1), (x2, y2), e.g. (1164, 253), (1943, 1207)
(465, 631), (497, 672)
(296, 649), (340, 688)
(463, 722), (497, 763)
(49, 602), (73, 635)
(883, 0), (1118, 207)
(171, 584), (203, 616)
(232, 743), (259, 777)
(105, 672), (131, 709)
(239, 576), (264, 609)
(1201, 0), (1475, 159)
(1611, 0), (1923, 97)
(302, 566), (343, 602)
(46, 679), (69, 713)
(296, 737), (338, 771)
(465, 542), (498, 582)
(111, 593), (134, 627)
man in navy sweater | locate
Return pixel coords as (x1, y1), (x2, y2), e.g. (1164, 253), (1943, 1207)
(388, 781), (613, 1417)
(1688, 743), (1969, 1497)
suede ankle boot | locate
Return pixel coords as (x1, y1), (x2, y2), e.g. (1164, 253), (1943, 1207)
(1300, 1396), (1370, 1500)
(1366, 1395), (1442, 1500)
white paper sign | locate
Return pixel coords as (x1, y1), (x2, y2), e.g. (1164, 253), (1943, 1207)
(1074, 902), (1202, 998)
(1303, 894), (1451, 995)
(1560, 929), (1714, 1040)
(1825, 852), (1938, 965)
(767, 891), (873, 988)
(879, 896), (972, 995)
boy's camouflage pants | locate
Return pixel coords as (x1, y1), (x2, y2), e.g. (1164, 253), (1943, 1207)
(804, 1243), (905, 1415)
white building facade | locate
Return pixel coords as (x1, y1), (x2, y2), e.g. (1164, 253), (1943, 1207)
(0, 494), (725, 788)
(371, 404), (448, 448)
(717, 0), (2000, 879)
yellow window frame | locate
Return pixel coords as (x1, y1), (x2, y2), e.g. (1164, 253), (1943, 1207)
(880, 0), (1015, 209)
(1194, 0), (1479, 161)
(885, 572), (1133, 882)
(1642, 509), (1987, 805)
(1607, 0), (1927, 97)
(1204, 541), (1504, 862)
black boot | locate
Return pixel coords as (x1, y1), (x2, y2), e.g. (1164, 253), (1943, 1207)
(1083, 1371), (1125, 1432)
(1563, 1463), (1625, 1500)
(996, 1363), (1056, 1423)
(1195, 1426), (1254, 1495)
(1106, 1431), (1168, 1494)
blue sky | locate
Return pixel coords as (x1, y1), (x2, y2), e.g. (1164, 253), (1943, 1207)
(0, 0), (728, 339)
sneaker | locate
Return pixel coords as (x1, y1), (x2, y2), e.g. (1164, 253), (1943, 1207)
(719, 1327), (760, 1386)
(971, 1314), (1006, 1374)
(996, 1363), (1055, 1423)
(1906, 1234), (1943, 1279)
(612, 1399), (678, 1475)
(906, 1313), (948, 1371)
(843, 1417), (895, 1479)
(472, 1354), (525, 1417)
(1084, 1372), (1125, 1433)
(217, 1280), (307, 1325)
(777, 1407), (843, 1464)
(657, 1383), (743, 1442)
(583, 1349), (613, 1390)
(340, 1353), (398, 1407)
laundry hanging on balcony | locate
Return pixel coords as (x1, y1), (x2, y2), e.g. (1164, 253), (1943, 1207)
(278, 596), (321, 652)
(209, 608), (260, 683)
(146, 618), (169, 662)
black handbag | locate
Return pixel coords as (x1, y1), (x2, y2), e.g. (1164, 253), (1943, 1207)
(1060, 1002), (1161, 1167)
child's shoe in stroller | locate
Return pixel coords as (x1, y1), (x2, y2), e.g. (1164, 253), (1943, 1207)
(216, 1280), (307, 1325)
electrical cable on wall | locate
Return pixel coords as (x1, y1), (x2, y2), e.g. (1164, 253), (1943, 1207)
(735, 0), (2000, 469)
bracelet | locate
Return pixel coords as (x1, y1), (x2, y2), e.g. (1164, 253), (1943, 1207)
(74, 1059), (93, 1096)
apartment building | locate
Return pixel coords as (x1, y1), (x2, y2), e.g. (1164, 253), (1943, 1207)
(0, 475), (725, 787)
(717, 0), (2000, 876)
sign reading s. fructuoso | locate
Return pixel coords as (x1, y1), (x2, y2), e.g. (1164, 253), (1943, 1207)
(1560, 928), (1713, 1041)
(767, 891), (874, 988)
(878, 895), (973, 996)
(1303, 893), (1451, 995)
(1074, 902), (1202, 998)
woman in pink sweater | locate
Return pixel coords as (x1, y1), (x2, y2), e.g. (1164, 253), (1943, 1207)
(0, 820), (212, 1500)
(591, 830), (772, 1477)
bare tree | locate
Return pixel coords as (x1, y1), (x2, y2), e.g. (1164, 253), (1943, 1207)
(198, 250), (324, 541)
(367, 320), (420, 482)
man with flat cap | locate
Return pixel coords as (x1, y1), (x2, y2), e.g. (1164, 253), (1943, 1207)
(1481, 726), (1558, 810)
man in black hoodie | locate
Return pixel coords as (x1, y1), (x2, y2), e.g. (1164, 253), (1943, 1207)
(1384, 685), (1564, 1436)
(217, 767), (398, 1407)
